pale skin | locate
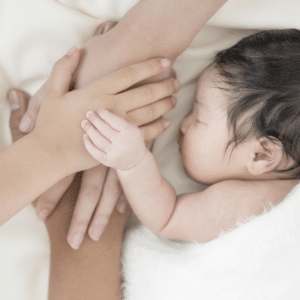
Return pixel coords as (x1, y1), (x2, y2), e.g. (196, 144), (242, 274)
(0, 52), (178, 226)
(7, 0), (294, 298)
(18, 0), (230, 250)
(9, 89), (131, 300)
(82, 67), (299, 242)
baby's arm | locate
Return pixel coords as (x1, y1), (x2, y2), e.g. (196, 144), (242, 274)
(81, 107), (177, 233)
(82, 109), (299, 242)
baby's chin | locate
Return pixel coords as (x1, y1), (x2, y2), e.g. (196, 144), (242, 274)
(182, 162), (222, 186)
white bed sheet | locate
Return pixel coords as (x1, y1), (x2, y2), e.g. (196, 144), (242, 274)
(1, 1), (300, 299)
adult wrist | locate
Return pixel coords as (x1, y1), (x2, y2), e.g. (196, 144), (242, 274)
(25, 132), (72, 178)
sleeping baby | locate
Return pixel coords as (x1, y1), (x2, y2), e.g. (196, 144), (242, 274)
(80, 29), (300, 242)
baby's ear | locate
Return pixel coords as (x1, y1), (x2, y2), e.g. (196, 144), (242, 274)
(246, 137), (284, 176)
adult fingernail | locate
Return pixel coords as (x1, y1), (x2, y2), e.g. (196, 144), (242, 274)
(19, 114), (32, 132)
(117, 202), (127, 213)
(8, 90), (21, 111)
(160, 58), (170, 69)
(71, 233), (83, 250)
(171, 96), (177, 106)
(90, 226), (103, 241)
(37, 209), (50, 221)
(66, 46), (77, 56)
(173, 79), (181, 92)
(163, 120), (170, 129)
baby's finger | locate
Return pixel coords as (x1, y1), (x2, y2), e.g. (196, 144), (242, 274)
(88, 168), (122, 241)
(96, 107), (129, 131)
(67, 165), (107, 250)
(139, 118), (170, 142)
(91, 58), (171, 95)
(119, 78), (180, 112)
(81, 118), (111, 151)
(83, 134), (107, 164)
(35, 174), (75, 221)
(85, 110), (121, 140)
(126, 96), (177, 126)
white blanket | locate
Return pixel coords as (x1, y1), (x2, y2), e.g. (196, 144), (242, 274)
(0, 1), (300, 299)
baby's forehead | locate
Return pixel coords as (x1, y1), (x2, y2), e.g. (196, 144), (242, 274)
(195, 67), (228, 112)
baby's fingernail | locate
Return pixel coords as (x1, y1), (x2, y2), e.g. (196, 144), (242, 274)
(86, 111), (95, 119)
(8, 90), (21, 111)
(71, 233), (83, 250)
(81, 120), (88, 129)
(37, 209), (50, 221)
(90, 226), (103, 241)
(19, 114), (32, 132)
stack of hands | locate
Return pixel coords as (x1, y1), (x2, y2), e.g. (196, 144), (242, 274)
(8, 23), (179, 250)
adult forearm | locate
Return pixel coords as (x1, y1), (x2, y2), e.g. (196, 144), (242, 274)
(0, 134), (66, 225)
(121, 0), (228, 59)
(74, 0), (228, 88)
(45, 173), (130, 300)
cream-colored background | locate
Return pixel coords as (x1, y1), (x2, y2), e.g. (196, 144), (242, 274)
(0, 1), (300, 299)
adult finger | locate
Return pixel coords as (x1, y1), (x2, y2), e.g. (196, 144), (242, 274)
(88, 168), (122, 241)
(116, 193), (128, 214)
(139, 118), (171, 142)
(89, 58), (171, 95)
(7, 89), (29, 142)
(34, 173), (75, 221)
(18, 81), (47, 132)
(119, 78), (180, 112)
(126, 96), (177, 126)
(46, 47), (80, 97)
(67, 165), (107, 250)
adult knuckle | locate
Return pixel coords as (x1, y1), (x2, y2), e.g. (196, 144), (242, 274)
(123, 66), (137, 84)
(142, 86), (153, 102)
(146, 105), (156, 120)
(108, 96), (121, 113)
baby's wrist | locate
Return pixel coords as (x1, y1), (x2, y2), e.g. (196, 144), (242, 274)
(119, 147), (149, 173)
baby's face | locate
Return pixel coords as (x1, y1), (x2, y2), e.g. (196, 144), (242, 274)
(178, 68), (241, 184)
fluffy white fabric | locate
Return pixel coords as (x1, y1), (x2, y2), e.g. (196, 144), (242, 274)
(122, 182), (300, 300)
(0, 1), (300, 299)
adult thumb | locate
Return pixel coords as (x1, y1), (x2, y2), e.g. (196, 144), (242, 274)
(47, 46), (80, 97)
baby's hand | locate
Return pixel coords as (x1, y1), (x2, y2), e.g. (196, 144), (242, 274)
(81, 107), (147, 171)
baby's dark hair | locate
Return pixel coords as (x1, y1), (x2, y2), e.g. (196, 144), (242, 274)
(212, 29), (300, 178)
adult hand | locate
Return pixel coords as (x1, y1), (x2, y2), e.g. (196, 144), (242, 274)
(31, 47), (178, 172)
(12, 49), (178, 250)
(17, 21), (178, 249)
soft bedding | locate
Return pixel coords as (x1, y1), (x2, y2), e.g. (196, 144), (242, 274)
(0, 1), (300, 299)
